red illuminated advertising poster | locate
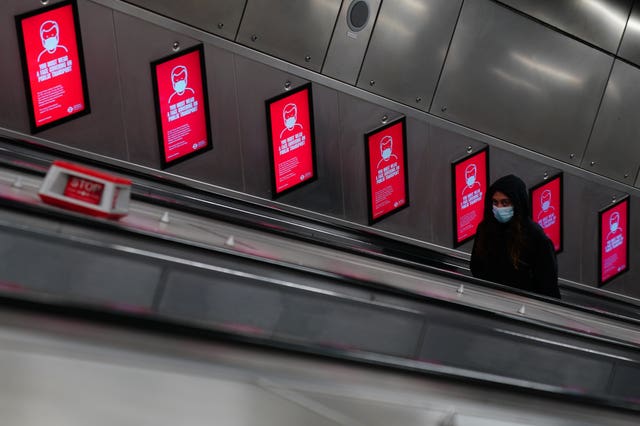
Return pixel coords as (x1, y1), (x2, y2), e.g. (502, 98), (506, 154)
(451, 148), (489, 247)
(151, 44), (212, 168)
(364, 118), (409, 224)
(599, 197), (630, 286)
(530, 173), (563, 252)
(16, 0), (90, 133)
(266, 83), (316, 197)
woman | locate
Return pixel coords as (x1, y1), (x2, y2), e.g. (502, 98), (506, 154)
(471, 174), (561, 299)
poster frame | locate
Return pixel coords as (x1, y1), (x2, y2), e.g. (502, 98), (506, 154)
(598, 196), (630, 287)
(15, 0), (91, 133)
(451, 147), (489, 248)
(363, 116), (410, 225)
(265, 82), (317, 198)
(150, 43), (212, 169)
(529, 172), (564, 253)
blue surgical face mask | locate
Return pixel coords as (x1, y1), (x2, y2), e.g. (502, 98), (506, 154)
(493, 205), (514, 223)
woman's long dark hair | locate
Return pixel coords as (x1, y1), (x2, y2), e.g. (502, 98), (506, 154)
(475, 175), (530, 269)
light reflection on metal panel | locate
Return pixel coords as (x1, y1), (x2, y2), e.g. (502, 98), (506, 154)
(336, 93), (403, 225)
(499, 0), (633, 53)
(1, 0), (128, 158)
(323, 0), (382, 85)
(582, 60), (640, 184)
(233, 56), (307, 198)
(114, 12), (245, 191)
(276, 84), (345, 217)
(165, 45), (245, 191)
(424, 125), (486, 250)
(236, 0), (342, 72)
(357, 0), (463, 111)
(121, 0), (248, 40)
(234, 56), (344, 216)
(618, 1), (640, 66)
(114, 12), (197, 167)
(431, 0), (613, 165)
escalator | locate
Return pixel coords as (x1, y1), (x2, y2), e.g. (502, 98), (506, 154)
(1, 136), (640, 413)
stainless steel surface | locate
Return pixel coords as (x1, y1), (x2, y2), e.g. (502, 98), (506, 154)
(2, 0), (639, 206)
(3, 166), (640, 345)
(357, 0), (463, 111)
(431, 0), (613, 165)
(582, 60), (640, 183)
(498, 0), (633, 52)
(2, 309), (638, 426)
(113, 12), (246, 189)
(233, 56), (345, 214)
(322, 0), (381, 85)
(236, 0), (342, 72)
(164, 45), (245, 191)
(112, 11), (197, 166)
(2, 0), (127, 158)
(619, 0), (640, 65)
(1, 0), (640, 302)
(336, 94), (403, 225)
(121, 0), (247, 40)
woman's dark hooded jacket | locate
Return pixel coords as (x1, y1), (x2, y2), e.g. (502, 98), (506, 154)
(471, 175), (560, 299)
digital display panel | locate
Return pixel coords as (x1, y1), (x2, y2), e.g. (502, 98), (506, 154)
(364, 117), (409, 224)
(151, 44), (212, 168)
(451, 148), (488, 247)
(63, 175), (104, 205)
(530, 173), (563, 252)
(599, 197), (630, 286)
(16, 0), (90, 133)
(266, 83), (316, 197)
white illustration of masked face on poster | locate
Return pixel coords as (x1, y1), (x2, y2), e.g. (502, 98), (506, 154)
(279, 103), (303, 139)
(172, 66), (188, 94)
(541, 189), (552, 211)
(168, 65), (195, 103)
(41, 20), (59, 51)
(465, 164), (477, 187)
(283, 103), (298, 130)
(380, 135), (393, 160)
(376, 135), (398, 168)
(38, 20), (68, 62)
(610, 211), (620, 234)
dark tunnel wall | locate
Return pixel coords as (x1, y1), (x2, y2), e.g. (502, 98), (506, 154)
(1, 0), (640, 298)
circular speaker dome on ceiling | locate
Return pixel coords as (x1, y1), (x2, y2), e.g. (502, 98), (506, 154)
(347, 0), (369, 32)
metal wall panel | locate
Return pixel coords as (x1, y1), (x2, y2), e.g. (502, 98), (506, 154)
(357, 0), (463, 111)
(602, 193), (640, 297)
(1, 0), (127, 158)
(425, 126), (486, 250)
(618, 0), (640, 66)
(561, 174), (637, 290)
(164, 45), (244, 190)
(337, 94), (403, 225)
(431, 0), (613, 166)
(234, 56), (344, 215)
(113, 12), (245, 189)
(236, 0), (342, 72)
(323, 0), (381, 85)
(113, 12), (196, 167)
(582, 60), (640, 183)
(121, 0), (247, 40)
(498, 0), (633, 53)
